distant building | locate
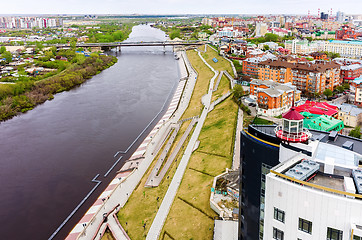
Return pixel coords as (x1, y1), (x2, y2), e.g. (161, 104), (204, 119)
(320, 12), (329, 20)
(324, 40), (362, 59)
(255, 23), (268, 37)
(336, 11), (345, 23)
(284, 39), (325, 54)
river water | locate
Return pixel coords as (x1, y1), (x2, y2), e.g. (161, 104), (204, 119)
(0, 25), (179, 240)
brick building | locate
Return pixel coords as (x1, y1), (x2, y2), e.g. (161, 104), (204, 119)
(250, 79), (301, 117)
(258, 59), (341, 94)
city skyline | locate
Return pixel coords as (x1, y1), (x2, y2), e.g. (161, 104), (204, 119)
(1, 0), (361, 15)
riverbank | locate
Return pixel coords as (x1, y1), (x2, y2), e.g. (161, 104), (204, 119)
(0, 54), (117, 122)
(63, 50), (197, 240)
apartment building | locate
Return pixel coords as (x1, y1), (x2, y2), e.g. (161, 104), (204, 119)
(324, 40), (362, 59)
(242, 53), (277, 78)
(249, 79), (301, 117)
(258, 59), (341, 94)
(285, 40), (325, 54)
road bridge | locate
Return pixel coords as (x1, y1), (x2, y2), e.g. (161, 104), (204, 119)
(54, 41), (207, 51)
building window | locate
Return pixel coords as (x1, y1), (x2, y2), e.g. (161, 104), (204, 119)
(298, 218), (312, 234)
(273, 227), (284, 240)
(353, 235), (362, 240)
(327, 227), (343, 240)
(274, 208), (285, 223)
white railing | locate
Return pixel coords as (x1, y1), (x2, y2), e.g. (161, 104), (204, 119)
(274, 125), (311, 142)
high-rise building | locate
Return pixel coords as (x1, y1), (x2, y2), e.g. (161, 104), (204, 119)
(321, 12), (329, 20)
(336, 11), (345, 23)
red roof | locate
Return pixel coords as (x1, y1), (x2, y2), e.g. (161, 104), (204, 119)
(282, 107), (304, 120)
(294, 101), (338, 116)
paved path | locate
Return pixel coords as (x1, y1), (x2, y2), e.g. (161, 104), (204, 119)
(146, 50), (218, 240)
(66, 51), (198, 240)
(232, 108), (243, 170)
(145, 118), (198, 187)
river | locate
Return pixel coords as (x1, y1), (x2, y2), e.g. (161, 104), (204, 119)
(0, 25), (179, 240)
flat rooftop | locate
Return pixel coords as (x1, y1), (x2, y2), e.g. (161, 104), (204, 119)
(272, 158), (362, 199)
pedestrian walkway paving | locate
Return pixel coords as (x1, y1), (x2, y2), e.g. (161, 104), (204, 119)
(146, 50), (218, 240)
(65, 51), (198, 240)
(145, 118), (198, 187)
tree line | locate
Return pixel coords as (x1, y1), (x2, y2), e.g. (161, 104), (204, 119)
(0, 54), (117, 121)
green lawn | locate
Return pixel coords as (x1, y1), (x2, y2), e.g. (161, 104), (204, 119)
(211, 74), (231, 102)
(116, 120), (193, 240)
(101, 228), (115, 240)
(161, 98), (238, 239)
(200, 45), (233, 74)
(181, 50), (214, 119)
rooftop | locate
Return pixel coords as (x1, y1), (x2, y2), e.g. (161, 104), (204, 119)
(271, 157), (362, 200)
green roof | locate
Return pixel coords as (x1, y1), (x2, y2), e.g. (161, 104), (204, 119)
(301, 112), (344, 132)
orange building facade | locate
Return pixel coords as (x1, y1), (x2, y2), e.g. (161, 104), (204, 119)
(250, 79), (301, 117)
(258, 59), (341, 94)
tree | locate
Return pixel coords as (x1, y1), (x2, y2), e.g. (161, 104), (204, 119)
(0, 46), (6, 54)
(323, 89), (333, 98)
(169, 28), (181, 40)
(263, 45), (270, 51)
(232, 84), (244, 100)
(2, 51), (12, 63)
(264, 33), (280, 42)
(349, 126), (361, 139)
(335, 86), (344, 93)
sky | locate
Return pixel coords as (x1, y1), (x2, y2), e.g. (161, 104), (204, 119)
(1, 0), (361, 15)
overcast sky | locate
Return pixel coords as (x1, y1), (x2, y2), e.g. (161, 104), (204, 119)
(1, 0), (361, 15)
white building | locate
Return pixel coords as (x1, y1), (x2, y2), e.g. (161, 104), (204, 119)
(324, 40), (362, 59)
(264, 139), (362, 240)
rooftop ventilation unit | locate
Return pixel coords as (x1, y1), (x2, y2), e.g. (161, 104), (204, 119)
(285, 160), (320, 181)
(342, 141), (354, 151)
(328, 131), (338, 142)
(352, 168), (362, 194)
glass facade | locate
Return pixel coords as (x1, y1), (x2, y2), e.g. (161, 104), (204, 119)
(259, 163), (272, 239)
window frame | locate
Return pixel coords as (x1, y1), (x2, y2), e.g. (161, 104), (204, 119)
(326, 227), (343, 240)
(273, 207), (285, 223)
(298, 218), (312, 234)
(273, 227), (284, 240)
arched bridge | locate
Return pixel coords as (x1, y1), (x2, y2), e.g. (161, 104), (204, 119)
(54, 41), (207, 50)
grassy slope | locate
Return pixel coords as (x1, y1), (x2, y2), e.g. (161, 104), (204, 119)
(117, 120), (193, 240)
(181, 50), (214, 120)
(161, 98), (238, 240)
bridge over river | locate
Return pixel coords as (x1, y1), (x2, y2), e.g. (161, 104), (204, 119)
(54, 41), (207, 51)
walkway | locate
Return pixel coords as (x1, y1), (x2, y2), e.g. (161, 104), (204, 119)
(232, 108), (243, 170)
(65, 51), (198, 240)
(146, 50), (218, 240)
(145, 118), (198, 187)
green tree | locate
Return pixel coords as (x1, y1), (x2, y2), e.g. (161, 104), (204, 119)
(232, 84), (244, 100)
(323, 89), (333, 98)
(263, 45), (270, 51)
(349, 126), (361, 139)
(264, 33), (280, 42)
(169, 28), (181, 40)
(336, 86), (344, 93)
(2, 51), (12, 63)
(0, 46), (6, 54)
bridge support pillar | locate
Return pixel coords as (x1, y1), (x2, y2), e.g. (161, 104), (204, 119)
(163, 45), (166, 54)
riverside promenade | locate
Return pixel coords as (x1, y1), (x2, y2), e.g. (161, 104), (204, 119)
(146, 50), (219, 240)
(64, 50), (198, 240)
